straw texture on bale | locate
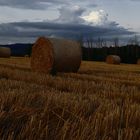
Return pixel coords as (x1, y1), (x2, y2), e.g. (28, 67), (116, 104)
(106, 55), (121, 65)
(0, 47), (11, 58)
(31, 37), (82, 73)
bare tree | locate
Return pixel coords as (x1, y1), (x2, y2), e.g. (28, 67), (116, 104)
(78, 34), (84, 47)
(113, 37), (119, 47)
(128, 35), (139, 45)
(134, 35), (139, 45)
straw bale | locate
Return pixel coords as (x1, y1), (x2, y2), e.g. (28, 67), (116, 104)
(31, 37), (82, 74)
(106, 55), (121, 65)
(0, 47), (11, 58)
(137, 59), (140, 65)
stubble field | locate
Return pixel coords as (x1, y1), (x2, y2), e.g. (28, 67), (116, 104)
(0, 57), (139, 140)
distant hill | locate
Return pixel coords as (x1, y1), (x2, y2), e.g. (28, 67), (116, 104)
(0, 43), (33, 56)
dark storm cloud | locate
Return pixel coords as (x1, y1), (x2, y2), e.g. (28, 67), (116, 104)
(0, 0), (98, 9)
(0, 21), (134, 42)
(0, 0), (139, 10)
(0, 0), (68, 9)
(0, 0), (136, 43)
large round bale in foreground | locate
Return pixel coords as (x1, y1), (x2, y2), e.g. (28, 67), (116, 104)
(106, 55), (121, 65)
(31, 37), (82, 74)
(0, 47), (11, 58)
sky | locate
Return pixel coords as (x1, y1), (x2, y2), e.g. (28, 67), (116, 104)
(0, 0), (139, 44)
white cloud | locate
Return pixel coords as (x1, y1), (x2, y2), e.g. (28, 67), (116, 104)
(81, 10), (108, 25)
(55, 7), (110, 26)
(54, 6), (85, 24)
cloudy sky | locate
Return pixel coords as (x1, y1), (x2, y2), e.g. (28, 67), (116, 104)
(0, 0), (139, 44)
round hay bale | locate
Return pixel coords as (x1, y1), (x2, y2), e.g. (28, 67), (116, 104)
(106, 55), (121, 65)
(31, 37), (82, 74)
(137, 59), (140, 64)
(24, 55), (29, 57)
(0, 47), (11, 58)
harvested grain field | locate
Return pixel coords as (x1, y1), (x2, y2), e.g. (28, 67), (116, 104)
(0, 57), (139, 140)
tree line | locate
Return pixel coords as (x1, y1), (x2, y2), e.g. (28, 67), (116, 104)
(81, 36), (140, 64)
(82, 45), (140, 64)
